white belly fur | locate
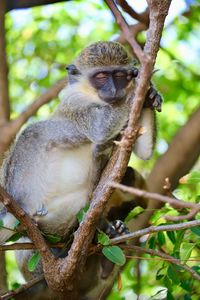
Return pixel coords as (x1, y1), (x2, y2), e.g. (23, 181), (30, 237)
(35, 143), (93, 236)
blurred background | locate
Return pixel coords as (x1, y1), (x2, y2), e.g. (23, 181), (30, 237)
(1, 0), (200, 299)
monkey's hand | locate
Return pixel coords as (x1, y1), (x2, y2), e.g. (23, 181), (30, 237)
(104, 220), (129, 239)
(144, 86), (163, 112)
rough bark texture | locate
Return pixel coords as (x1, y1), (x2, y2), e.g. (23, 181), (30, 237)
(0, 252), (7, 294)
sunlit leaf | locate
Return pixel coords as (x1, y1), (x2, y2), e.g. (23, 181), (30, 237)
(76, 203), (90, 223)
(102, 246), (126, 266)
(125, 206), (144, 222)
(180, 242), (195, 263)
(97, 232), (110, 246)
(28, 251), (41, 272)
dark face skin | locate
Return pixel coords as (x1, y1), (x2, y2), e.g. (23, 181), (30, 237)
(90, 67), (138, 104)
(66, 64), (138, 104)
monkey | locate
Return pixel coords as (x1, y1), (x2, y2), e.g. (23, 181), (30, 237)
(0, 41), (162, 299)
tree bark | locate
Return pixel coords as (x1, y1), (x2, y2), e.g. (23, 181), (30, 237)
(0, 253), (7, 294)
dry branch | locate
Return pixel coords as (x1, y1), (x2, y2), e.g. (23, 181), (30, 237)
(111, 219), (200, 244)
(116, 0), (149, 25)
(110, 182), (198, 208)
(0, 275), (44, 300)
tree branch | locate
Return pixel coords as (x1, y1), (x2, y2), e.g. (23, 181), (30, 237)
(0, 275), (44, 300)
(116, 0), (149, 25)
(111, 219), (200, 244)
(123, 245), (200, 282)
(6, 0), (71, 11)
(110, 182), (199, 209)
(105, 0), (144, 61)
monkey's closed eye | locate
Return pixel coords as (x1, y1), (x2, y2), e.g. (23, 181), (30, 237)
(95, 72), (109, 79)
(113, 71), (126, 78)
(93, 72), (109, 85)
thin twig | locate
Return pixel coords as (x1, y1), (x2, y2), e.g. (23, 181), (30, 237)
(0, 275), (44, 300)
(122, 245), (200, 282)
(105, 0), (144, 61)
(116, 0), (149, 25)
(110, 182), (200, 209)
(111, 219), (200, 244)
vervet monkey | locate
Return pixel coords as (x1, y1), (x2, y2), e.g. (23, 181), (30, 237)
(0, 41), (162, 299)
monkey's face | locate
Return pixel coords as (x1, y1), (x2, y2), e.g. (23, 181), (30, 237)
(89, 67), (138, 104)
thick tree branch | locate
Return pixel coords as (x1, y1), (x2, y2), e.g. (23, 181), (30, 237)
(0, 186), (57, 282)
(0, 0), (10, 125)
(6, 0), (71, 11)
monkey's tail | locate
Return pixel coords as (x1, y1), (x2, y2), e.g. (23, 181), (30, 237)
(0, 211), (18, 244)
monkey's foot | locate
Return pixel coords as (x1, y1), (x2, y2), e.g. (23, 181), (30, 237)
(105, 220), (129, 239)
(144, 86), (163, 112)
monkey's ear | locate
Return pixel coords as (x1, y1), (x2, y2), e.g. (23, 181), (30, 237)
(66, 64), (82, 84)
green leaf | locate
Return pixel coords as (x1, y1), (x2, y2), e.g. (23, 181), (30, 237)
(180, 242), (195, 263)
(173, 230), (185, 256)
(148, 236), (156, 249)
(11, 282), (21, 290)
(167, 291), (175, 300)
(102, 246), (126, 266)
(167, 231), (176, 244)
(167, 265), (180, 285)
(76, 203), (90, 223)
(28, 251), (41, 272)
(44, 233), (61, 244)
(180, 280), (192, 292)
(6, 232), (23, 242)
(192, 265), (200, 275)
(97, 232), (110, 246)
(125, 206), (144, 222)
(0, 219), (3, 228)
(157, 231), (166, 246)
(180, 171), (200, 184)
(190, 226), (200, 237)
(156, 266), (166, 281)
(187, 171), (200, 184)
